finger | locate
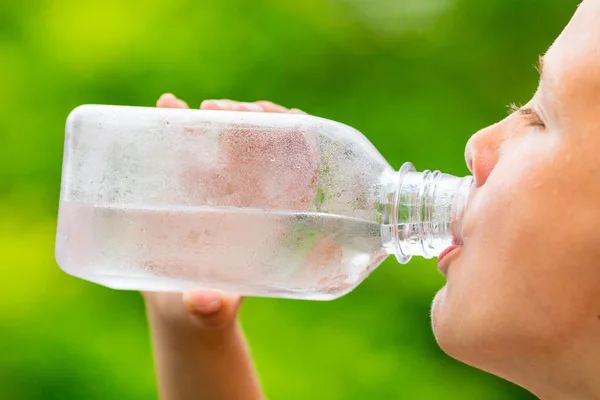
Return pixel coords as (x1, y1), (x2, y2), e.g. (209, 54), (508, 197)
(201, 99), (263, 112)
(238, 102), (266, 111)
(254, 100), (289, 113)
(200, 99), (234, 110)
(157, 93), (189, 109)
(183, 289), (243, 330)
(288, 108), (307, 114)
(201, 99), (301, 114)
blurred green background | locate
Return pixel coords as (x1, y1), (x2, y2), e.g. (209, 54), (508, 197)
(0, 0), (579, 398)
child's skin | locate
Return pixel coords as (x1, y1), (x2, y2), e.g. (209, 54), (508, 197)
(145, 1), (600, 398)
(145, 97), (302, 400)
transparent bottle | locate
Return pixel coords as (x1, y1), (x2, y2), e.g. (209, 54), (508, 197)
(56, 105), (473, 300)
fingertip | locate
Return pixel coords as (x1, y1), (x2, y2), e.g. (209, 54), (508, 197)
(254, 101), (289, 113)
(157, 93), (173, 107)
(289, 108), (307, 115)
(157, 93), (175, 102)
(200, 100), (222, 110)
(157, 93), (189, 109)
(183, 290), (243, 330)
(240, 102), (264, 112)
(202, 99), (241, 110)
(183, 289), (223, 315)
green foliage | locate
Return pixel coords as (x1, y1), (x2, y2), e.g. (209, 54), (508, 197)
(0, 0), (578, 398)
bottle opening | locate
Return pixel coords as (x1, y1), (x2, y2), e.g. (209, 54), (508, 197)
(381, 163), (473, 264)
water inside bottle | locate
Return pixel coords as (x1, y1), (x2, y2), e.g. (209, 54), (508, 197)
(56, 202), (390, 299)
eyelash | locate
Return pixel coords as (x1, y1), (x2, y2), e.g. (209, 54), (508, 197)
(509, 103), (546, 128)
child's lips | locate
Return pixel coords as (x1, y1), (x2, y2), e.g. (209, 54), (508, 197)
(437, 245), (460, 276)
(438, 212), (466, 275)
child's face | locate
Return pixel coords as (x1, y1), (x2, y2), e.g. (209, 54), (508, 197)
(432, 0), (600, 380)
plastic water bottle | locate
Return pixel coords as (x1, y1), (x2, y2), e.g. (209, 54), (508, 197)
(55, 105), (473, 300)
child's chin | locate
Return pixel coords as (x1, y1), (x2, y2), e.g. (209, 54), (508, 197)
(430, 287), (449, 338)
(430, 286), (469, 358)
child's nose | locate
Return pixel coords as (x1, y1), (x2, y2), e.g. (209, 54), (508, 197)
(465, 122), (504, 187)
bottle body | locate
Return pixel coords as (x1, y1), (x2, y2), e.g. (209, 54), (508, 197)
(57, 105), (396, 299)
(56, 105), (471, 299)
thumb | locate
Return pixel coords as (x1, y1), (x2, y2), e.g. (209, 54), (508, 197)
(183, 289), (243, 330)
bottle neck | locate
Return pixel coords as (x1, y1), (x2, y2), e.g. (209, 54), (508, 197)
(380, 162), (474, 264)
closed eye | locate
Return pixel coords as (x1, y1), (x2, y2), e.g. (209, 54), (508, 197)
(508, 103), (546, 128)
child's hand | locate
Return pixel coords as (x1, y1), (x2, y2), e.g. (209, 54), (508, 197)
(147, 95), (349, 310)
(144, 289), (243, 331)
(144, 288), (262, 400)
(156, 93), (305, 114)
(144, 95), (307, 400)
(144, 94), (307, 332)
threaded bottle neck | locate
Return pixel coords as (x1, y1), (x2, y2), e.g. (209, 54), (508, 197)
(380, 162), (473, 264)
